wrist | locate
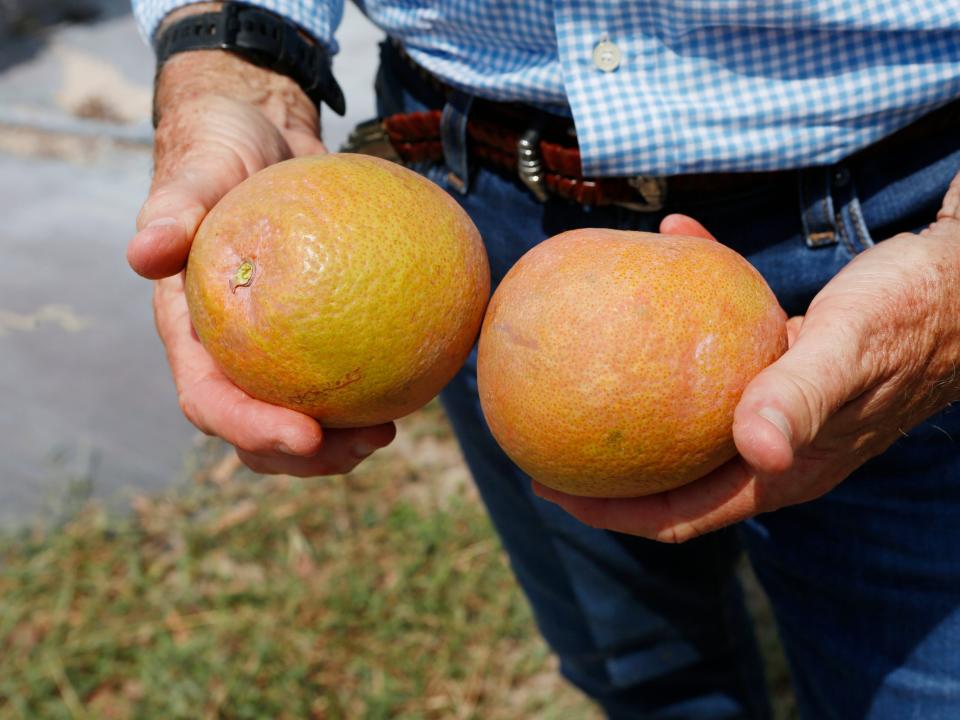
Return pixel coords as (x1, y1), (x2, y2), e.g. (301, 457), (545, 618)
(154, 51), (319, 134)
(152, 5), (319, 136)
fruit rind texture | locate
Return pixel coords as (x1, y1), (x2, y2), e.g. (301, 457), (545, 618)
(185, 153), (491, 428)
(477, 229), (787, 498)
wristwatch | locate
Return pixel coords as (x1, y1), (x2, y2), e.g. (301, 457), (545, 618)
(153, 2), (345, 116)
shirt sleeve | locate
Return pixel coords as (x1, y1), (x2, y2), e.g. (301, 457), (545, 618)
(131, 0), (344, 55)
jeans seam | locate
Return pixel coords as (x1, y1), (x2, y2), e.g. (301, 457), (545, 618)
(835, 210), (857, 256)
(848, 198), (875, 250)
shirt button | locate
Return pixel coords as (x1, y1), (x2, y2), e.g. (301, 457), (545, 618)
(593, 39), (621, 72)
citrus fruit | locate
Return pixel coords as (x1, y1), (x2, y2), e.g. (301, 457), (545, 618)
(477, 229), (786, 497)
(185, 153), (490, 428)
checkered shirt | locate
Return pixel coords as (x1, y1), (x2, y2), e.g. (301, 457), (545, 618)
(134, 0), (960, 177)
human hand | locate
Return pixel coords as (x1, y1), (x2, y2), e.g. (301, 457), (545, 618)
(129, 48), (395, 475)
(533, 197), (960, 542)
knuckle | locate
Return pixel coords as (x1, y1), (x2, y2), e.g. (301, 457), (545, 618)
(177, 391), (209, 435)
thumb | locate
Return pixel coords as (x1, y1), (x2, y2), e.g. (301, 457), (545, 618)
(130, 164), (241, 279)
(732, 327), (863, 474)
(128, 97), (296, 279)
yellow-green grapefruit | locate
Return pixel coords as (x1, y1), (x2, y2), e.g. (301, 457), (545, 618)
(185, 153), (490, 427)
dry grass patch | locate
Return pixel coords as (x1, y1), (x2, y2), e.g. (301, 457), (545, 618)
(0, 403), (601, 719)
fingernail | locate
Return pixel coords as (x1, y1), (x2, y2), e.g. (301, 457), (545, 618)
(276, 442), (297, 455)
(757, 408), (792, 444)
(146, 216), (181, 229)
(276, 431), (308, 456)
(352, 440), (379, 458)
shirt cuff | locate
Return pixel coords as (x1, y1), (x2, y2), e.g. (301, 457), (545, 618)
(132, 0), (343, 56)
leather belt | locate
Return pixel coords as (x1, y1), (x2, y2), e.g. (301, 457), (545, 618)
(347, 109), (678, 209)
(345, 110), (787, 210)
(345, 43), (960, 211)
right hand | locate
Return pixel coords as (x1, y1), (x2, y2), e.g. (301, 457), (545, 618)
(129, 50), (396, 476)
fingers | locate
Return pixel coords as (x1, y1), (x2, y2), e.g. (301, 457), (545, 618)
(284, 128), (328, 158)
(130, 141), (255, 279)
(533, 457), (759, 543)
(236, 424), (397, 477)
(155, 275), (396, 476)
(659, 214), (717, 241)
(130, 181), (227, 279)
(154, 275), (324, 456)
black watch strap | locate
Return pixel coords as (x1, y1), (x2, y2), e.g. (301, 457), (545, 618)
(154, 2), (345, 116)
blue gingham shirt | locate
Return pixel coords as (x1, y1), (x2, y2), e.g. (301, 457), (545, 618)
(134, 1), (960, 177)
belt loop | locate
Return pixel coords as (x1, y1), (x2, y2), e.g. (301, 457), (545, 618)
(441, 89), (474, 195)
(831, 165), (875, 254)
(797, 166), (838, 248)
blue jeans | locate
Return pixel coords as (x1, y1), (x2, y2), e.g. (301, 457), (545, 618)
(375, 42), (960, 719)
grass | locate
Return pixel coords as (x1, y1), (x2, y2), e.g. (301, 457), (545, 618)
(0, 402), (796, 718)
(0, 403), (601, 720)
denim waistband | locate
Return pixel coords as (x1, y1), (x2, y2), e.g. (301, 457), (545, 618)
(375, 38), (959, 255)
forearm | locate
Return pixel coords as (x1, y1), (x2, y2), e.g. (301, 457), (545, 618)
(152, 3), (319, 136)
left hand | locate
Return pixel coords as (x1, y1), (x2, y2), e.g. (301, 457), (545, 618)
(533, 178), (960, 542)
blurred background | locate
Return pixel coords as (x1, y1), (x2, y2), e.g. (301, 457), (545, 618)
(0, 0), (381, 525)
(0, 2), (795, 717)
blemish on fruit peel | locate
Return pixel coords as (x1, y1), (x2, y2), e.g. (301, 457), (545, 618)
(494, 321), (540, 351)
(695, 333), (716, 363)
(301, 242), (325, 275)
(230, 260), (255, 293)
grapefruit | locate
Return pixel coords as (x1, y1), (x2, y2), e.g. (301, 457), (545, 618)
(477, 229), (787, 497)
(185, 153), (490, 428)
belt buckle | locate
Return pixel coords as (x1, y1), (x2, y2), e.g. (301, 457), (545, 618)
(341, 118), (401, 163)
(618, 175), (667, 212)
(517, 126), (549, 203)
